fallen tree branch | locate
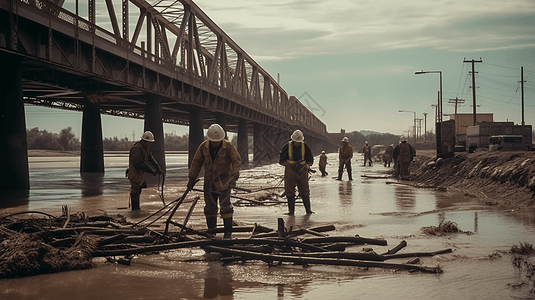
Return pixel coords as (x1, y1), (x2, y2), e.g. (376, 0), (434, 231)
(93, 237), (330, 257)
(206, 246), (442, 273)
(383, 248), (453, 260)
(301, 236), (387, 246)
(381, 240), (407, 255)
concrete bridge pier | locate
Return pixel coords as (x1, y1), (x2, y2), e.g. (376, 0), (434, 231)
(80, 99), (104, 173)
(188, 107), (204, 167)
(0, 57), (29, 191)
(144, 96), (166, 184)
(253, 123), (266, 166)
(238, 119), (249, 167)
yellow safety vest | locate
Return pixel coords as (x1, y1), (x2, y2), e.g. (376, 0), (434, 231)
(288, 141), (306, 164)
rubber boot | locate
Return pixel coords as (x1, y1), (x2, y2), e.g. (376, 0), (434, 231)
(285, 195), (295, 215)
(348, 171), (353, 181)
(302, 196), (314, 214)
(206, 216), (217, 229)
(131, 195), (140, 211)
(223, 217), (233, 239)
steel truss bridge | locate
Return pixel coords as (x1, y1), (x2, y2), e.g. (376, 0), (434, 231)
(0, 0), (335, 190)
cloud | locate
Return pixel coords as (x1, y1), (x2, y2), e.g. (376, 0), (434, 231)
(194, 0), (535, 61)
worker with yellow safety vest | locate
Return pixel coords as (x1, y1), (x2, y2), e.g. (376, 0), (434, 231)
(278, 129), (314, 215)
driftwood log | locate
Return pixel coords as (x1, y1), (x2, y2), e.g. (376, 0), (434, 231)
(206, 246), (442, 274)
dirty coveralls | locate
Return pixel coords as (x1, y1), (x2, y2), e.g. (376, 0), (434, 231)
(319, 153), (328, 176)
(279, 141), (314, 214)
(189, 139), (241, 220)
(338, 143), (353, 180)
(128, 141), (160, 210)
(383, 145), (394, 167)
(363, 144), (372, 166)
(393, 141), (416, 179)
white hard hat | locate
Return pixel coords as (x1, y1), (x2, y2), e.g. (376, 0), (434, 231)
(291, 129), (304, 142)
(322, 150), (326, 154)
(141, 131), (155, 142)
(400, 136), (406, 142)
(342, 137), (349, 143)
(207, 124), (225, 142)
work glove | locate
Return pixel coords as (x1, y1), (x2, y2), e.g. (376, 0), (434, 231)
(187, 177), (197, 190)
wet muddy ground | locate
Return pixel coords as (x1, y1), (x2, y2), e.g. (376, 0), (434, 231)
(1, 152), (535, 299)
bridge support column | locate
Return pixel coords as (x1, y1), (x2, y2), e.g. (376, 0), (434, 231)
(80, 99), (104, 173)
(144, 96), (166, 185)
(188, 107), (204, 167)
(238, 119), (249, 167)
(253, 123), (266, 166)
(215, 113), (227, 139)
(0, 57), (29, 191)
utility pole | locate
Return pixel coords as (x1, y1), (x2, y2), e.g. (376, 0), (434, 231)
(448, 97), (465, 115)
(464, 58), (482, 126)
(423, 113), (427, 141)
(520, 66), (525, 126)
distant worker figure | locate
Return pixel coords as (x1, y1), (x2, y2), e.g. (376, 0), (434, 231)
(319, 151), (328, 177)
(362, 141), (372, 167)
(188, 124), (241, 239)
(279, 129), (314, 215)
(383, 144), (394, 167)
(127, 131), (162, 210)
(392, 136), (416, 180)
(337, 137), (353, 180)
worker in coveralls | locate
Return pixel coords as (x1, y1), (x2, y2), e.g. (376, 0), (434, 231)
(318, 151), (328, 177)
(127, 131), (162, 210)
(392, 136), (416, 179)
(337, 137), (353, 180)
(279, 129), (314, 215)
(188, 124), (241, 239)
(384, 144), (394, 167)
(362, 141), (372, 166)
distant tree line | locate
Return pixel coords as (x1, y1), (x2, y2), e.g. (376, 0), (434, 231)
(27, 128), (190, 151)
(27, 126), (458, 153)
(27, 127), (80, 151)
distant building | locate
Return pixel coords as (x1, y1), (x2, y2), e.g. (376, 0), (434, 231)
(448, 113), (493, 144)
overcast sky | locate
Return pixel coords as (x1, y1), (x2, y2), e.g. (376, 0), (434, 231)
(26, 0), (535, 139)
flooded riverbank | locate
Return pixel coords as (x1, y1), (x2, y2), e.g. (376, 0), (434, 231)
(1, 152), (535, 299)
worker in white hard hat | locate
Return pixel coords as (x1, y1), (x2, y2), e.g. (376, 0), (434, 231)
(188, 123), (241, 239)
(127, 130), (162, 210)
(318, 150), (328, 177)
(337, 137), (353, 180)
(362, 141), (372, 167)
(392, 136), (416, 179)
(279, 129), (314, 215)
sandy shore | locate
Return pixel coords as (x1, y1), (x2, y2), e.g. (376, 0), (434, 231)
(28, 149), (81, 157)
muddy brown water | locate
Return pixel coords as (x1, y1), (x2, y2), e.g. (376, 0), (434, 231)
(1, 152), (535, 299)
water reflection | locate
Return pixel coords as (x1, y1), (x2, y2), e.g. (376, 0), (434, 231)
(203, 262), (233, 298)
(394, 185), (416, 210)
(338, 181), (352, 207)
(0, 190), (29, 209)
(80, 172), (104, 197)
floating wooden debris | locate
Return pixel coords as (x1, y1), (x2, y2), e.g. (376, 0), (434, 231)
(0, 208), (450, 278)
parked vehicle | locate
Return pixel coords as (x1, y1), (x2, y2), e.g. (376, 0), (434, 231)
(488, 135), (523, 151)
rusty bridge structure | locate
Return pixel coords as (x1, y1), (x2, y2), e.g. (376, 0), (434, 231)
(0, 0), (335, 191)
